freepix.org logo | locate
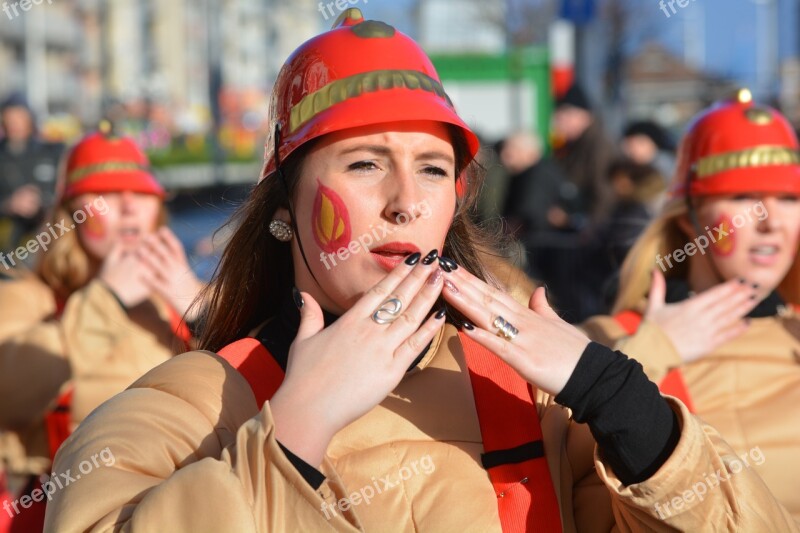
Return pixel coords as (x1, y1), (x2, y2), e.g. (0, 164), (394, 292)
(2, 0), (53, 21)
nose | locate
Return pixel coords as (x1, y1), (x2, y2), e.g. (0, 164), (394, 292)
(756, 196), (783, 232)
(119, 191), (138, 215)
(382, 164), (422, 223)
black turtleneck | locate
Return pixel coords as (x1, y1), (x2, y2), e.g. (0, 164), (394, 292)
(664, 277), (786, 318)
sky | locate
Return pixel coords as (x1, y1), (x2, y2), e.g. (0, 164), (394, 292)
(355, 0), (798, 99)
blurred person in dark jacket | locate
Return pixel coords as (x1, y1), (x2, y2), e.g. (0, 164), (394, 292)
(604, 159), (666, 268)
(551, 84), (616, 228)
(0, 93), (64, 252)
(500, 130), (566, 278)
(620, 120), (676, 182)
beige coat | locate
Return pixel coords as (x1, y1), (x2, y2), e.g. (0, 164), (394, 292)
(0, 275), (184, 478)
(45, 324), (797, 532)
(583, 310), (800, 524)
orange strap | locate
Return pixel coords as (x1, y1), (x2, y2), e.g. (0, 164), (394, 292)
(613, 311), (696, 413)
(44, 387), (74, 462)
(218, 333), (562, 532)
(458, 332), (562, 533)
(167, 305), (193, 352)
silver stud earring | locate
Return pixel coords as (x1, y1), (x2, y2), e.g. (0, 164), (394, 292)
(269, 220), (293, 242)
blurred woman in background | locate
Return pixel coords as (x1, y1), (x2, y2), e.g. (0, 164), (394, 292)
(0, 127), (202, 530)
(584, 91), (800, 523)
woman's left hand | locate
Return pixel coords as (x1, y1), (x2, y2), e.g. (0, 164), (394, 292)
(440, 261), (590, 396)
(136, 227), (205, 320)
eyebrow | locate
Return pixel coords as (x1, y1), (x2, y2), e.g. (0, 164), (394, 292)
(338, 144), (455, 165)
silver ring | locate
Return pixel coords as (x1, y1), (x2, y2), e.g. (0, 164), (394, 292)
(493, 316), (519, 341)
(372, 297), (403, 325)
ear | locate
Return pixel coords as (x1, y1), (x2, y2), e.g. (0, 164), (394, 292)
(274, 207), (291, 224)
(675, 213), (695, 238)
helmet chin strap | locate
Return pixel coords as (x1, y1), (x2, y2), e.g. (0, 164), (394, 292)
(273, 125), (325, 293)
(685, 170), (727, 286)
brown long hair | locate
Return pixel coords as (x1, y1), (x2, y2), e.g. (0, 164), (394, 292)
(197, 127), (502, 351)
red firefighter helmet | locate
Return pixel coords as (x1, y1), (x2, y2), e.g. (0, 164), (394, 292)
(670, 89), (800, 199)
(62, 124), (164, 200)
(260, 8), (480, 182)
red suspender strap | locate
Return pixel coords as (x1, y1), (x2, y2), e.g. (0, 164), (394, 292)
(217, 338), (285, 406)
(458, 332), (562, 533)
(166, 305), (193, 351)
(219, 334), (562, 532)
(612, 311), (696, 413)
(45, 387), (74, 461)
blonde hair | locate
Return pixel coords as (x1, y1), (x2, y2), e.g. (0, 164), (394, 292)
(613, 198), (800, 313)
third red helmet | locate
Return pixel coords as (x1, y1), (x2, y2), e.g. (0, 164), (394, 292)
(670, 89), (800, 199)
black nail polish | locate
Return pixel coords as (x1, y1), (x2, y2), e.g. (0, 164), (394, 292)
(462, 321), (475, 331)
(435, 308), (446, 320)
(422, 249), (439, 265)
(439, 256), (458, 271)
(292, 287), (304, 309)
(404, 252), (421, 266)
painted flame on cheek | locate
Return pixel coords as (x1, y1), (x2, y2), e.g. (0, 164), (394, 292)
(311, 179), (351, 253)
(82, 213), (106, 240)
(711, 214), (735, 257)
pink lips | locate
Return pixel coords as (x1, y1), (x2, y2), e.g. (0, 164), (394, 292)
(370, 242), (421, 272)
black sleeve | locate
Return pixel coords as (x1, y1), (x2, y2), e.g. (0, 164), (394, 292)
(555, 342), (680, 485)
(277, 441), (326, 490)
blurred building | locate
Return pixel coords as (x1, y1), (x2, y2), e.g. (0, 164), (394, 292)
(0, 0), (320, 136)
(416, 0), (506, 53)
(623, 43), (738, 128)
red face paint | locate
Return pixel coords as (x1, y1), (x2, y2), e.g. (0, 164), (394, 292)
(710, 214), (735, 257)
(312, 179), (351, 253)
(82, 213), (106, 240)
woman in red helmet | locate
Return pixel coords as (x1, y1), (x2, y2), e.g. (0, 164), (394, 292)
(0, 128), (202, 530)
(584, 90), (800, 523)
(46, 12), (796, 532)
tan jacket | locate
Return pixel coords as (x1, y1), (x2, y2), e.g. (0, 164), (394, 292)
(0, 275), (184, 476)
(583, 311), (800, 524)
(45, 324), (797, 532)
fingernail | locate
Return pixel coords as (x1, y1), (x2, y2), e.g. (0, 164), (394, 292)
(738, 277), (747, 284)
(422, 249), (439, 265)
(435, 308), (446, 320)
(292, 287), (304, 309)
(428, 269), (443, 286)
(751, 283), (759, 289)
(439, 256), (458, 271)
(404, 252), (422, 266)
(444, 279), (459, 294)
(462, 321), (475, 331)
(750, 294), (757, 300)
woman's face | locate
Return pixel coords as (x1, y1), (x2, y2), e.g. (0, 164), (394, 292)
(682, 193), (800, 296)
(72, 191), (162, 262)
(287, 121), (458, 314)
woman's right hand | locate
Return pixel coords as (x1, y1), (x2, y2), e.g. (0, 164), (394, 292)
(643, 270), (759, 364)
(269, 251), (445, 466)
